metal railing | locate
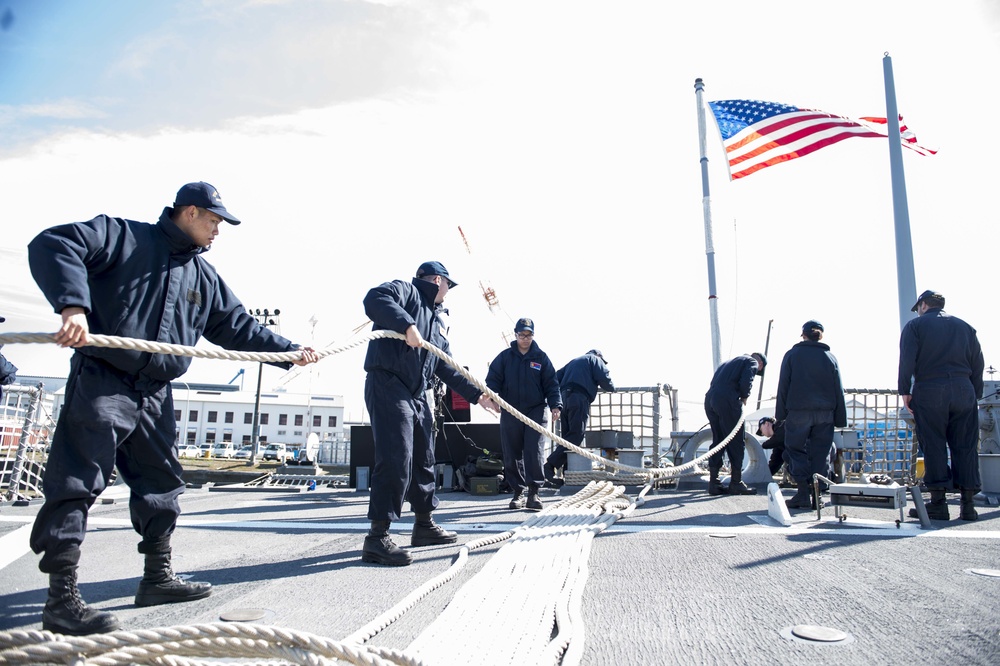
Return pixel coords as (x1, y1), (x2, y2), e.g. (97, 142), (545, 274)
(581, 385), (679, 466)
(842, 388), (917, 484)
(1, 383), (53, 503)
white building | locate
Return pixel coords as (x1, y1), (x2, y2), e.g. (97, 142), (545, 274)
(52, 383), (345, 449)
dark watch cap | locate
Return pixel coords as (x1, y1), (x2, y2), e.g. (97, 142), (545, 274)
(911, 289), (944, 312)
(802, 319), (824, 332)
(174, 182), (241, 225)
(515, 318), (534, 333)
(0, 315), (5, 323)
(415, 261), (456, 288)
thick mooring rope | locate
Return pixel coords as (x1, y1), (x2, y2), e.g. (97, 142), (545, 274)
(0, 330), (745, 483)
(0, 622), (426, 665)
(0, 331), (748, 665)
(403, 481), (632, 666)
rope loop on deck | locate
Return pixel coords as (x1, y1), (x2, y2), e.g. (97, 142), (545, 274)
(0, 621), (428, 665)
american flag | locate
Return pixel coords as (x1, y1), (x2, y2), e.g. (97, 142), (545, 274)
(708, 99), (937, 180)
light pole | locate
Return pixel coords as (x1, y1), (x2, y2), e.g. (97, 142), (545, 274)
(248, 307), (280, 465)
(178, 380), (191, 447)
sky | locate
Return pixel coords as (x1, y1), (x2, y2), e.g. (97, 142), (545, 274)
(1, 0), (998, 430)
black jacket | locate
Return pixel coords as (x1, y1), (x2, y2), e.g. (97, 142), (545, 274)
(898, 308), (984, 398)
(775, 340), (847, 426)
(486, 340), (562, 413)
(706, 354), (759, 401)
(556, 352), (615, 403)
(28, 209), (297, 385)
(761, 421), (785, 450)
(363, 277), (483, 403)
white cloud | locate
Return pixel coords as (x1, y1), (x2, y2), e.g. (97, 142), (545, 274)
(2, 0), (998, 428)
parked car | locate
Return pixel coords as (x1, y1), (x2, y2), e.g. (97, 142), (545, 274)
(211, 442), (236, 459)
(178, 444), (201, 458)
(198, 443), (212, 458)
(262, 442), (290, 462)
(233, 445), (252, 460)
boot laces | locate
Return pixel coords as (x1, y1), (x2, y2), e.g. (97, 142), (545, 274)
(56, 577), (89, 614)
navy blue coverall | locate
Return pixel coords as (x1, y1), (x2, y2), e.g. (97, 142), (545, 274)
(704, 355), (760, 473)
(363, 278), (483, 522)
(775, 340), (847, 485)
(545, 352), (614, 471)
(486, 340), (562, 493)
(898, 307), (984, 490)
(27, 210), (298, 573)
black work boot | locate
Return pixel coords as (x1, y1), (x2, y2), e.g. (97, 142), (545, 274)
(910, 488), (950, 520)
(134, 541), (212, 607)
(959, 489), (979, 521)
(785, 481), (812, 509)
(926, 489), (950, 520)
(411, 512), (458, 547)
(509, 488), (526, 510)
(543, 462), (564, 488)
(362, 520), (412, 566)
(43, 569), (120, 636)
(526, 488), (543, 512)
(728, 468), (757, 496)
(707, 467), (728, 496)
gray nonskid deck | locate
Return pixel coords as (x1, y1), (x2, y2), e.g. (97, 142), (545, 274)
(1, 482), (998, 665)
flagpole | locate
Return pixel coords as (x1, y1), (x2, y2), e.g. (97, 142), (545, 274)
(694, 77), (722, 370)
(882, 53), (918, 329)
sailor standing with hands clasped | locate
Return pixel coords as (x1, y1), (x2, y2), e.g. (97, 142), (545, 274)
(486, 318), (562, 511)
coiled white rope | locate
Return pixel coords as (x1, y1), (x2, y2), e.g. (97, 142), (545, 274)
(402, 481), (630, 666)
(0, 622), (425, 665)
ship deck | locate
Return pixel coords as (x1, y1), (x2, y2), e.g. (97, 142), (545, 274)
(1, 476), (998, 665)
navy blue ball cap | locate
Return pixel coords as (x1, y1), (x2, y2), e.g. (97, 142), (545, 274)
(753, 351), (767, 374)
(174, 182), (241, 225)
(0, 315), (5, 323)
(587, 349), (607, 364)
(911, 289), (944, 312)
(756, 416), (775, 436)
(515, 318), (534, 334)
(415, 261), (456, 288)
(802, 319), (824, 333)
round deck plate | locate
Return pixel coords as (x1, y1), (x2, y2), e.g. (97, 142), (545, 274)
(781, 624), (854, 644)
(220, 608), (270, 622)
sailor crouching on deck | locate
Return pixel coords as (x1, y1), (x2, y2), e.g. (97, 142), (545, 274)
(543, 349), (615, 485)
(362, 261), (499, 566)
(26, 182), (318, 636)
(703, 353), (767, 496)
